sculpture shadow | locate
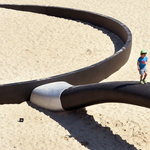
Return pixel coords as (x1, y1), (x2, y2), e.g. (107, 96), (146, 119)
(28, 101), (137, 150)
(102, 29), (124, 53)
(75, 21), (124, 54)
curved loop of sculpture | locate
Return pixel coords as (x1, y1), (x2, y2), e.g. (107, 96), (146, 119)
(0, 5), (142, 111)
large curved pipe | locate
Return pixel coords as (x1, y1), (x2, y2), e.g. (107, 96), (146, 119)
(0, 5), (132, 104)
(30, 81), (150, 111)
(61, 81), (150, 110)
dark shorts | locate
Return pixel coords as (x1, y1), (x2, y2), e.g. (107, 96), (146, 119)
(139, 67), (147, 75)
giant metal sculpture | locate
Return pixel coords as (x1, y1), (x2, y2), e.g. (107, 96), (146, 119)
(0, 5), (149, 111)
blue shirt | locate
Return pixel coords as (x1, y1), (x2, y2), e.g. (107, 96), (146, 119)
(138, 56), (148, 69)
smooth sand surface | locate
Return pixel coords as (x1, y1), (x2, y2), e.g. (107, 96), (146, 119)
(0, 0), (150, 150)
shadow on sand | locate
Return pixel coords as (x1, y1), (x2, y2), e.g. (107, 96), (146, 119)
(28, 101), (137, 150)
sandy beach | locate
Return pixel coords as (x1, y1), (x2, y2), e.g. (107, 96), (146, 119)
(0, 0), (150, 150)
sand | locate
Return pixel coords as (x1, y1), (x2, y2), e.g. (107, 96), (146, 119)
(0, 0), (150, 150)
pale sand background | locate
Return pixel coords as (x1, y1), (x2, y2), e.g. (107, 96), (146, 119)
(0, 0), (150, 150)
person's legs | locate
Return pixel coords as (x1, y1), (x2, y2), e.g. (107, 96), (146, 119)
(140, 75), (144, 84)
(144, 72), (147, 79)
(139, 69), (144, 84)
(143, 72), (147, 84)
(143, 68), (147, 84)
(140, 74), (143, 81)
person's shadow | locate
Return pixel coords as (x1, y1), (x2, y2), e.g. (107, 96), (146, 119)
(28, 101), (137, 150)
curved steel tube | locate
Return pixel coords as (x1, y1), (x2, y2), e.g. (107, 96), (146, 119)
(0, 4), (132, 104)
(30, 81), (150, 111)
(61, 81), (150, 111)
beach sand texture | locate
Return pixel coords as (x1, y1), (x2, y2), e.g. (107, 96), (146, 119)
(0, 0), (150, 150)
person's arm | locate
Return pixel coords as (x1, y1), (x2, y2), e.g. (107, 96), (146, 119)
(137, 61), (140, 70)
(143, 58), (148, 65)
(145, 59), (148, 65)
